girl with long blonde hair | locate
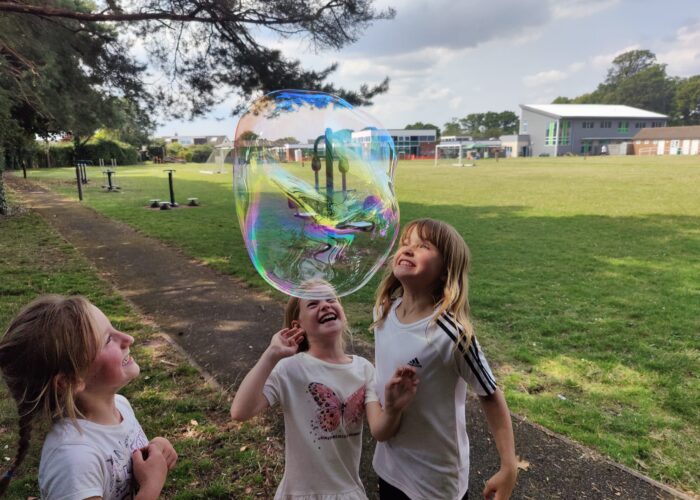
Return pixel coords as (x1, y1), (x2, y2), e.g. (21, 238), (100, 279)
(372, 218), (517, 500)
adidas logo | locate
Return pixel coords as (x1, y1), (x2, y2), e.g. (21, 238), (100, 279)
(407, 357), (422, 368)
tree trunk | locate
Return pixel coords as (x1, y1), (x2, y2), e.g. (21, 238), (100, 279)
(0, 170), (8, 216)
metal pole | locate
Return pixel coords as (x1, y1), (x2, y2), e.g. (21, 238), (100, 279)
(164, 169), (177, 206)
(324, 128), (334, 216)
(107, 170), (114, 190)
(75, 165), (83, 201)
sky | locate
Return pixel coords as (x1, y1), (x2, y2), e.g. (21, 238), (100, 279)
(154, 0), (700, 138)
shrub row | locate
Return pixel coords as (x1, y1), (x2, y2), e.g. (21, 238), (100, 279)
(34, 139), (139, 168)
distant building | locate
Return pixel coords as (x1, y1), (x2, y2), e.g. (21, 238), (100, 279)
(520, 104), (668, 156)
(631, 125), (700, 155)
(157, 134), (229, 146)
(499, 134), (531, 158)
(351, 129), (437, 158)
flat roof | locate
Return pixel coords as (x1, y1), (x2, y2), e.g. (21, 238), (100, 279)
(521, 104), (668, 119)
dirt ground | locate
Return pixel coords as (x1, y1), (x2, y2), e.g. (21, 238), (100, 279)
(6, 174), (693, 500)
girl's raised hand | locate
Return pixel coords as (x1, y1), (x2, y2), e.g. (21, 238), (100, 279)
(265, 327), (305, 361)
(384, 366), (419, 414)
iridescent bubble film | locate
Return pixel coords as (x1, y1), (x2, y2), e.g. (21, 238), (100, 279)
(234, 90), (399, 298)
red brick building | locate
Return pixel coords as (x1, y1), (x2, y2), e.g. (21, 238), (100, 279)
(631, 126), (700, 155)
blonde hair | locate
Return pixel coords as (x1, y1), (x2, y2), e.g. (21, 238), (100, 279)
(0, 295), (100, 494)
(284, 280), (349, 352)
(373, 218), (474, 349)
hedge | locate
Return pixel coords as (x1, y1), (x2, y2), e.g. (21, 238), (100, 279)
(35, 139), (139, 167)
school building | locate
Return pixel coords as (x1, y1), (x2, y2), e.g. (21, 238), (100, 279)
(520, 104), (669, 156)
(631, 125), (700, 155)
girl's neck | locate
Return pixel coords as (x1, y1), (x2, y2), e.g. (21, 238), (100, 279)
(307, 338), (351, 364)
(396, 286), (436, 323)
(76, 391), (122, 425)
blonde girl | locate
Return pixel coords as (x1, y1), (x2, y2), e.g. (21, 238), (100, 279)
(372, 219), (517, 500)
(0, 295), (177, 499)
(231, 281), (418, 500)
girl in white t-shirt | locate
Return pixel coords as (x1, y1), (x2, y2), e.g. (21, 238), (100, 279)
(0, 295), (178, 499)
(372, 218), (518, 500)
(231, 280), (418, 500)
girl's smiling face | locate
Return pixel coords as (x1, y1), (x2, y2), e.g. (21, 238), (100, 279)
(83, 305), (140, 393)
(393, 227), (445, 288)
(295, 285), (346, 342)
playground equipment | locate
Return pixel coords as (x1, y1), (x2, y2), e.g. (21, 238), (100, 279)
(101, 169), (120, 191)
(163, 169), (178, 207)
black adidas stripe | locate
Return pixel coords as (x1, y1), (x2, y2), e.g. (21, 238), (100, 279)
(443, 313), (496, 390)
(440, 315), (497, 392)
(436, 317), (496, 395)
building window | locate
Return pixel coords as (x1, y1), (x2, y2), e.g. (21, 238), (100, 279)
(522, 120), (528, 132)
(644, 140), (649, 144)
(559, 120), (571, 145)
(618, 121), (629, 132)
(582, 121), (594, 129)
(651, 121), (665, 128)
(600, 120), (612, 129)
(635, 122), (647, 129)
(545, 121), (557, 146)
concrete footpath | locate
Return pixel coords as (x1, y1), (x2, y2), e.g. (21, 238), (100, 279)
(6, 174), (693, 500)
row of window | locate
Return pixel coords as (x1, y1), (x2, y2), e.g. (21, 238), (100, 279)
(391, 136), (435, 143)
(582, 120), (665, 130)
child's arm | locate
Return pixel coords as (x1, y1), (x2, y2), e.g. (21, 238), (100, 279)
(366, 366), (418, 442)
(230, 327), (304, 421)
(479, 388), (518, 500)
(132, 444), (168, 500)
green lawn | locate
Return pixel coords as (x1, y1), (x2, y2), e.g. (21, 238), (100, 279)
(17, 155), (700, 492)
(0, 206), (281, 498)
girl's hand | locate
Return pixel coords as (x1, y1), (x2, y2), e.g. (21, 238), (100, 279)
(483, 464), (517, 500)
(264, 327), (304, 361)
(149, 436), (178, 470)
(132, 444), (167, 499)
(384, 366), (419, 414)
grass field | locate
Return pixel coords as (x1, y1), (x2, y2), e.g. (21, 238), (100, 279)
(0, 205), (283, 498)
(15, 155), (700, 492)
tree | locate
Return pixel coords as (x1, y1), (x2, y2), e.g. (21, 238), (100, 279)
(673, 76), (700, 125)
(605, 50), (657, 87)
(405, 122), (441, 141)
(553, 50), (681, 116)
(442, 119), (465, 137)
(0, 0), (395, 214)
(0, 0), (394, 118)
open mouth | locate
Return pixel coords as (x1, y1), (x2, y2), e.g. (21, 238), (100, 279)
(122, 354), (132, 366)
(319, 313), (338, 324)
(397, 258), (415, 267)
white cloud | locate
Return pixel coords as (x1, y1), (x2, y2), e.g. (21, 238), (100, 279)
(523, 69), (568, 87)
(549, 0), (620, 19)
(657, 20), (700, 76)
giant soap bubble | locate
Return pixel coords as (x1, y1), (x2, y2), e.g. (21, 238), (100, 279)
(233, 90), (399, 298)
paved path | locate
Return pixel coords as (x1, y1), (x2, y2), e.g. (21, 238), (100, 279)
(7, 174), (691, 500)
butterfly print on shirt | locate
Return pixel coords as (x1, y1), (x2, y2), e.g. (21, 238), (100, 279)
(307, 382), (366, 434)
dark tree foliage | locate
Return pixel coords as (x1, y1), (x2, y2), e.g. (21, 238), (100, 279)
(0, 0), (395, 214)
(0, 0), (394, 117)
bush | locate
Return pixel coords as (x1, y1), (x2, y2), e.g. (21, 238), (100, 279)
(35, 139), (139, 167)
(189, 144), (214, 163)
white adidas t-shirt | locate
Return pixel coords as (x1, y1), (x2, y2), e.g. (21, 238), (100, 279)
(263, 352), (379, 500)
(373, 299), (497, 500)
(39, 394), (149, 500)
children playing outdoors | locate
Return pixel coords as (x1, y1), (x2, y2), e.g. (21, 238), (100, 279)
(0, 295), (178, 499)
(230, 280), (419, 499)
(372, 218), (517, 500)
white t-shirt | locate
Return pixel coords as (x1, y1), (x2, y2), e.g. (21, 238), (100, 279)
(263, 352), (379, 500)
(373, 299), (497, 500)
(39, 394), (149, 500)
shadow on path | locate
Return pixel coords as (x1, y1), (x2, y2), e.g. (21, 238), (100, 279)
(6, 175), (690, 500)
